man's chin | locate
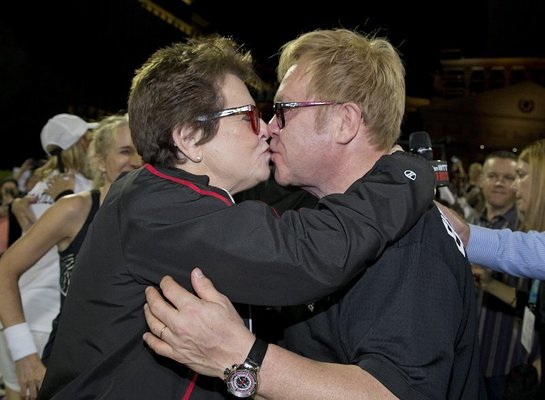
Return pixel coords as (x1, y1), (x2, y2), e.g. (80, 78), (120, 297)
(272, 171), (292, 188)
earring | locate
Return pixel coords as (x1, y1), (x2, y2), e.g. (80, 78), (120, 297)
(196, 156), (202, 162)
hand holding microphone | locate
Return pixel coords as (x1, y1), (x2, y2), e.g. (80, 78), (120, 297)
(409, 131), (449, 187)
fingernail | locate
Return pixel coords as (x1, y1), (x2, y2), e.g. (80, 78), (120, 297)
(194, 268), (203, 278)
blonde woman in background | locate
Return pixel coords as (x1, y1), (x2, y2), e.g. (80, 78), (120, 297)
(0, 113), (95, 400)
(0, 114), (142, 399)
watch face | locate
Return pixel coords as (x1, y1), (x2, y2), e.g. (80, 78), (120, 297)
(226, 369), (257, 398)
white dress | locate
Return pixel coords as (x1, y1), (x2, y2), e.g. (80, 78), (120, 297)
(0, 171), (92, 391)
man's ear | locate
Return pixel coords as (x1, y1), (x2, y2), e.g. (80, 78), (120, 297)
(172, 126), (203, 163)
(336, 102), (363, 145)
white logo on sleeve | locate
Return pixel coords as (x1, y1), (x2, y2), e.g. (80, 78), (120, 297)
(437, 208), (466, 256)
(404, 170), (417, 180)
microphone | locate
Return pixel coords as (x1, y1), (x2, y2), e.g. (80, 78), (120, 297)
(409, 131), (433, 161)
(409, 131), (449, 187)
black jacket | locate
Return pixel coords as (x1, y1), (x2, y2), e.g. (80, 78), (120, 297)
(38, 152), (434, 400)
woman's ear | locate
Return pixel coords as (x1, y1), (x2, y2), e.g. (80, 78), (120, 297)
(95, 156), (107, 175)
(172, 126), (203, 163)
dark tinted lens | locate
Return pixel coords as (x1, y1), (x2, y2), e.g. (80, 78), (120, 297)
(250, 107), (260, 134)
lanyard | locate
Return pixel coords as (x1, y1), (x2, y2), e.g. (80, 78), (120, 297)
(528, 279), (540, 306)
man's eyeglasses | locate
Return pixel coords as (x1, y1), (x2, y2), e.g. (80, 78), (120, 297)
(196, 104), (261, 135)
(273, 101), (340, 129)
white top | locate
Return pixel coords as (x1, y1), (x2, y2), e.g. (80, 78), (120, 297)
(467, 224), (545, 280)
(19, 172), (92, 332)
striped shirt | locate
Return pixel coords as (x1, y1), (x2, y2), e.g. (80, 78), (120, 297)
(472, 207), (536, 377)
(468, 226), (545, 280)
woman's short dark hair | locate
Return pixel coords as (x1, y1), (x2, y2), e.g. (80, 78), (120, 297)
(128, 35), (263, 167)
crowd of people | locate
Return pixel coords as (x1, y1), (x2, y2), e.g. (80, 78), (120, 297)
(0, 27), (543, 400)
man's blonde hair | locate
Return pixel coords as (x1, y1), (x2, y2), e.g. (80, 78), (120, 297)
(277, 28), (405, 150)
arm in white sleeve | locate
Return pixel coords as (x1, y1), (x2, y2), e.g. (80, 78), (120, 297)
(467, 224), (545, 279)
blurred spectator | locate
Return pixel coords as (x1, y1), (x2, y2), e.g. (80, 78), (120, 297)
(0, 113), (96, 400)
(469, 150), (533, 400)
(11, 159), (45, 196)
(0, 114), (142, 398)
(450, 155), (467, 197)
(0, 177), (22, 254)
(464, 161), (485, 216)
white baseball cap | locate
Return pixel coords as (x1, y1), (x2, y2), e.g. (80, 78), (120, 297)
(40, 113), (99, 155)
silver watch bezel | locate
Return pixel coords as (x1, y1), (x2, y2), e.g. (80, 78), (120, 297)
(225, 361), (259, 398)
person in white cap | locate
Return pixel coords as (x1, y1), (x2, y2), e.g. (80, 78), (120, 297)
(0, 113), (96, 400)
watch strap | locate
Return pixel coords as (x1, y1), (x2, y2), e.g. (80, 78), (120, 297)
(247, 337), (268, 368)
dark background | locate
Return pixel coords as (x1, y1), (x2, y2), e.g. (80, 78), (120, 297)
(1, 0), (544, 170)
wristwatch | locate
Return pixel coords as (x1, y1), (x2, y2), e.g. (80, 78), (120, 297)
(224, 337), (268, 398)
